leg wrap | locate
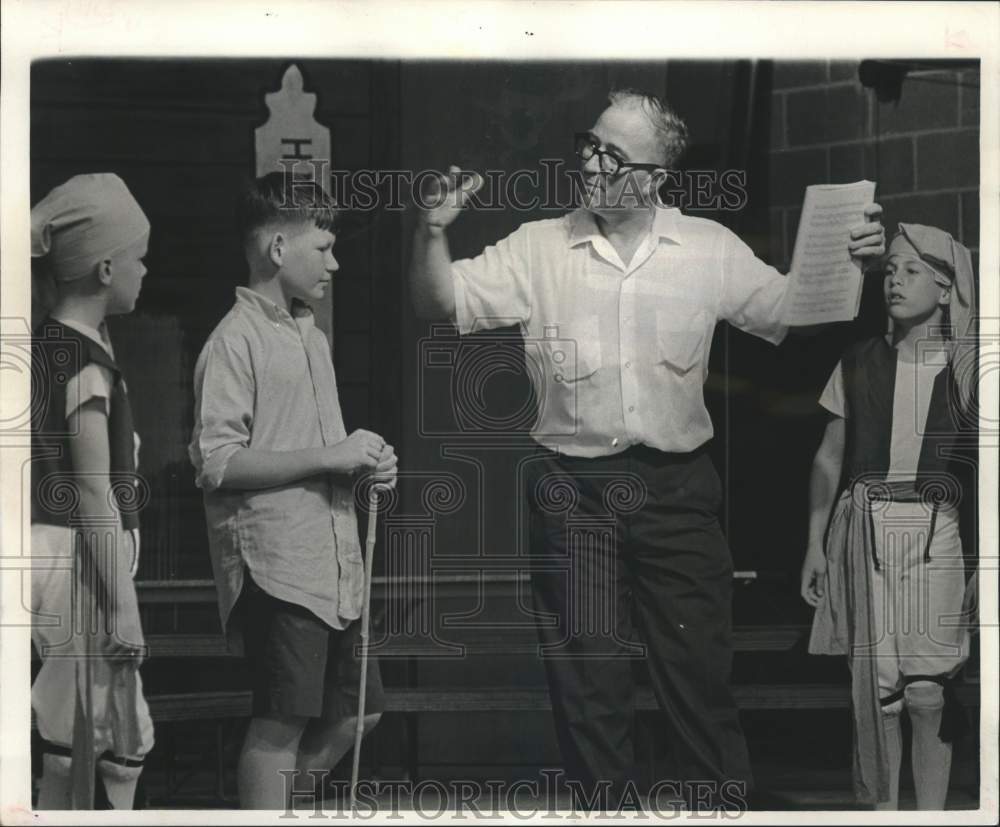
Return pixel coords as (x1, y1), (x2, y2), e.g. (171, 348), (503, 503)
(905, 680), (951, 810)
(96, 755), (144, 810)
(904, 681), (945, 712)
(902, 673), (968, 742)
(874, 705), (903, 810)
(37, 752), (73, 810)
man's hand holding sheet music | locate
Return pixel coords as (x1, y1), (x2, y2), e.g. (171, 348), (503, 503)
(849, 202), (885, 260)
(780, 181), (885, 326)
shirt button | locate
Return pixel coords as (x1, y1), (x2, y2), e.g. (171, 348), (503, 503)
(611, 437), (619, 448)
(628, 405), (635, 413)
(625, 361), (631, 369)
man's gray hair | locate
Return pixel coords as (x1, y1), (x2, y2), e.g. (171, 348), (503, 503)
(608, 89), (689, 168)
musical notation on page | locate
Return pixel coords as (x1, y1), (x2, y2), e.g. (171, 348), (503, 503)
(780, 180), (876, 326)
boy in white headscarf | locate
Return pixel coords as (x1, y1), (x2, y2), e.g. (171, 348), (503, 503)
(30, 173), (154, 809)
(801, 223), (978, 809)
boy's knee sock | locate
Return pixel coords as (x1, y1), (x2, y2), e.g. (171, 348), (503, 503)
(874, 702), (903, 811)
(905, 682), (952, 810)
(37, 753), (73, 810)
(96, 758), (143, 810)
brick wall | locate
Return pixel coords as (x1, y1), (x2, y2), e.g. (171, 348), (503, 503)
(768, 60), (980, 273)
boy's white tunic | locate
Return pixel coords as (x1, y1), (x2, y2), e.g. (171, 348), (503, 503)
(818, 344), (969, 691)
(31, 318), (154, 759)
(810, 339), (971, 804)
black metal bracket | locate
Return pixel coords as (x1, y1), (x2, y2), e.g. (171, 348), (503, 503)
(859, 59), (979, 103)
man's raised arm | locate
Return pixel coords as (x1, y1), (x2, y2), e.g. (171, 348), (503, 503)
(409, 165), (483, 320)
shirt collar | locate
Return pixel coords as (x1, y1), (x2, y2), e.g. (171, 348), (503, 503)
(51, 315), (112, 354)
(567, 205), (683, 248)
(235, 286), (315, 331)
(651, 205), (683, 244)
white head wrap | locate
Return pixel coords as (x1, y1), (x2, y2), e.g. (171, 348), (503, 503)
(31, 173), (149, 282)
(887, 222), (978, 413)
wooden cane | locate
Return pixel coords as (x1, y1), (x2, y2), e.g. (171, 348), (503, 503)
(70, 531), (97, 808)
(349, 487), (379, 813)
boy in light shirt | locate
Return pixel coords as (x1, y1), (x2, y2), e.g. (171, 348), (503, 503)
(190, 173), (397, 809)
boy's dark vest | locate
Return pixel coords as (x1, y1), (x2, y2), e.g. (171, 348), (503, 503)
(840, 336), (977, 553)
(31, 319), (140, 531)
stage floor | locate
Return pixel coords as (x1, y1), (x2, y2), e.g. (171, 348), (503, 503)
(134, 730), (981, 812)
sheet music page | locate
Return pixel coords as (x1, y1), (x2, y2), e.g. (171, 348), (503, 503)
(780, 180), (876, 325)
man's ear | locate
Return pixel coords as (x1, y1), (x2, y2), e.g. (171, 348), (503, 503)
(97, 259), (113, 287)
(268, 232), (286, 268)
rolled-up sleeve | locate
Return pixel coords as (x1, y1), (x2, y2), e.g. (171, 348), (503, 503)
(720, 229), (789, 345)
(451, 225), (532, 334)
(190, 336), (254, 492)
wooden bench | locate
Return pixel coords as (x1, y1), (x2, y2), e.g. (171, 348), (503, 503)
(142, 680), (981, 795)
(31, 575), (979, 801)
(147, 681), (982, 720)
(141, 625), (808, 658)
(39, 678), (981, 797)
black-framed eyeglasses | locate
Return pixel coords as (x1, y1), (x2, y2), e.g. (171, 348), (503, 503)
(574, 132), (662, 176)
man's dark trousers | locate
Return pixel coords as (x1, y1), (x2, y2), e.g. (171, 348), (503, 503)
(526, 444), (753, 806)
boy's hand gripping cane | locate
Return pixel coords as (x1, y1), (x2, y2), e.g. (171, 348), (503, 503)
(350, 486), (380, 812)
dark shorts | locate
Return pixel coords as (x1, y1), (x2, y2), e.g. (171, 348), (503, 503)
(239, 577), (384, 721)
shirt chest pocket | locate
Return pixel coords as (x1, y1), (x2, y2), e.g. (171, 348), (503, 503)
(537, 316), (602, 383)
(655, 308), (707, 375)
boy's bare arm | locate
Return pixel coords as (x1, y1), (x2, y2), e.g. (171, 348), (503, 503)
(67, 399), (144, 657)
(800, 415), (845, 607)
(219, 429), (390, 490)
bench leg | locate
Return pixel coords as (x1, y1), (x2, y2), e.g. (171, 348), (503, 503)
(215, 722), (225, 803)
(405, 655), (420, 783)
(165, 726), (176, 800)
(406, 713), (420, 783)
(643, 714), (655, 789)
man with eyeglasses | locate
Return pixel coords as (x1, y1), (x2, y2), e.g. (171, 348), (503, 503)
(409, 89), (885, 810)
